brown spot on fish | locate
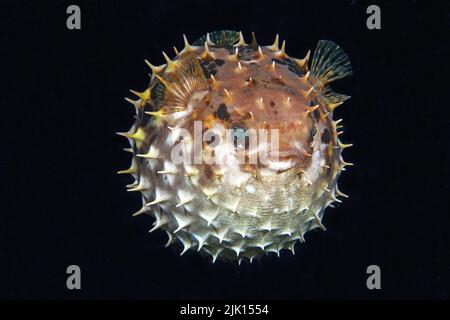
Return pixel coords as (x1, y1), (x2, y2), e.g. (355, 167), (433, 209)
(214, 59), (225, 66)
(217, 103), (230, 121)
(321, 128), (331, 144)
(313, 109), (320, 120)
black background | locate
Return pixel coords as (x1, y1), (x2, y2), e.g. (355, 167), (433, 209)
(1, 0), (449, 299)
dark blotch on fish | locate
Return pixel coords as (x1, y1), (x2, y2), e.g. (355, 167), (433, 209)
(272, 58), (286, 65)
(215, 59), (225, 66)
(206, 63), (217, 71)
(313, 109), (320, 120)
(151, 82), (165, 107)
(321, 128), (331, 143)
(309, 126), (317, 143)
(200, 64), (212, 78)
(217, 103), (230, 120)
(288, 66), (304, 76)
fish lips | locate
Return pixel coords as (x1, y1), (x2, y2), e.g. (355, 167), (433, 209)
(260, 149), (301, 172)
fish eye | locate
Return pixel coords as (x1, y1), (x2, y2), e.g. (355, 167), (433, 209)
(229, 124), (249, 150)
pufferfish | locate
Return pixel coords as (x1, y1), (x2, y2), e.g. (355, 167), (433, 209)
(118, 30), (353, 264)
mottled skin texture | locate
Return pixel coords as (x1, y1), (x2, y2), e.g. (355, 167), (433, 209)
(119, 32), (352, 263)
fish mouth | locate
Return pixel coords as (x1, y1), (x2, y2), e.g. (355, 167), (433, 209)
(266, 149), (301, 158)
(261, 149), (300, 172)
(265, 158), (297, 171)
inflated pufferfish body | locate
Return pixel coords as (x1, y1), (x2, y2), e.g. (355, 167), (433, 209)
(118, 30), (353, 263)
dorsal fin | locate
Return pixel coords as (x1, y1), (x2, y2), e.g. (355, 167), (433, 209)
(310, 40), (352, 104)
(311, 40), (352, 85)
(193, 30), (240, 47)
(154, 54), (208, 113)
